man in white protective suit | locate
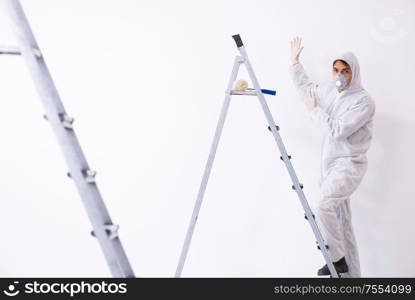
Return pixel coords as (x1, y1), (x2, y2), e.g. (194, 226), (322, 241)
(289, 37), (375, 277)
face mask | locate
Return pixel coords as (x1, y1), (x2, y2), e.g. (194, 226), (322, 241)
(334, 73), (348, 91)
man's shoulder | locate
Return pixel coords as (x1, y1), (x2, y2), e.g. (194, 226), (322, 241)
(348, 90), (376, 114)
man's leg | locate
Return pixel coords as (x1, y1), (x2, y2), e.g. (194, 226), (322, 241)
(315, 167), (358, 265)
(315, 194), (347, 263)
(339, 198), (361, 277)
(315, 157), (367, 276)
(315, 162), (366, 275)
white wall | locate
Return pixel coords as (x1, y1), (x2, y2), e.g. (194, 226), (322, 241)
(0, 0), (413, 277)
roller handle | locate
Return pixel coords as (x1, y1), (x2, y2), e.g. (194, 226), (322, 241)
(261, 89), (277, 96)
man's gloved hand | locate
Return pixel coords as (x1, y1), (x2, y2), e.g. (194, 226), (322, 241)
(290, 36), (304, 65)
(301, 94), (316, 111)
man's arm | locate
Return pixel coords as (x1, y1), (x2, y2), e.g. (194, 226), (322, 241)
(290, 63), (321, 100)
(309, 97), (375, 140)
(289, 36), (324, 108)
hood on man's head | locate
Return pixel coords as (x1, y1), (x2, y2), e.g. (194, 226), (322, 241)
(333, 51), (363, 91)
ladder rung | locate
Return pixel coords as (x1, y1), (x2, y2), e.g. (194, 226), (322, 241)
(82, 169), (96, 183)
(267, 125), (280, 132)
(0, 46), (41, 57)
(292, 184), (304, 190)
(280, 155), (291, 161)
(67, 169), (97, 183)
(32, 48), (42, 58)
(59, 113), (74, 129)
(91, 224), (120, 240)
(317, 244), (329, 250)
(304, 213), (315, 220)
(0, 46), (21, 55)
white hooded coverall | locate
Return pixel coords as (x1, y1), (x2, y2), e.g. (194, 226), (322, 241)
(290, 52), (375, 277)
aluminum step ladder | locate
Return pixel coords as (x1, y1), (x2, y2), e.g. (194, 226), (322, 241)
(0, 0), (134, 277)
(175, 34), (339, 278)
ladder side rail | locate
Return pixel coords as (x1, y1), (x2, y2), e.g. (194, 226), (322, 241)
(2, 0), (134, 277)
(236, 42), (339, 278)
(175, 56), (243, 277)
